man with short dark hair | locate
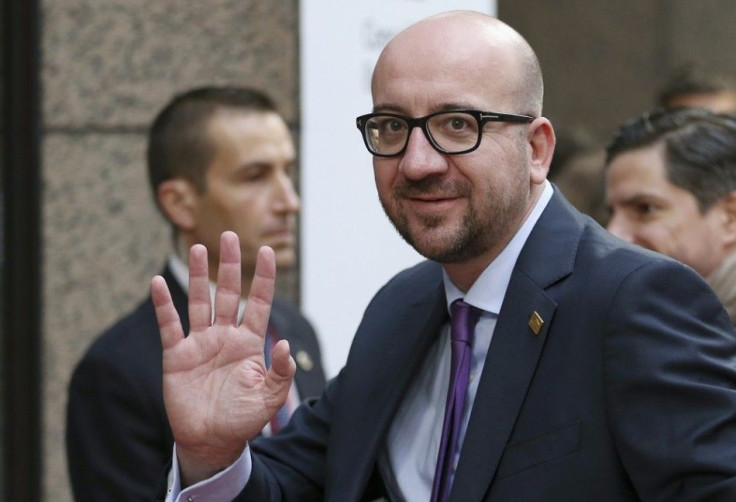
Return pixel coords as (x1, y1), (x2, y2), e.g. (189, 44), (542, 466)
(156, 13), (736, 501)
(606, 107), (736, 324)
(66, 86), (326, 500)
(657, 63), (736, 112)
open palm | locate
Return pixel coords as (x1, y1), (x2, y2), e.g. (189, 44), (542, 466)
(151, 231), (295, 484)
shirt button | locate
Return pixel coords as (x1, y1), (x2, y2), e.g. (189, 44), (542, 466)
(187, 497), (194, 502)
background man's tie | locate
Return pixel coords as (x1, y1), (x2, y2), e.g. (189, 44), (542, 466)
(431, 299), (480, 502)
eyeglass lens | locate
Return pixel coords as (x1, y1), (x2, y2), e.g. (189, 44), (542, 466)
(364, 111), (480, 155)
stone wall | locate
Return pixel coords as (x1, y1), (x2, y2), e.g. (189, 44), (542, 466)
(41, 1), (299, 498)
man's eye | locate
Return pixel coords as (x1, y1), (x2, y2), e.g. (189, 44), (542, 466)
(383, 119), (405, 133)
(635, 203), (655, 216)
(243, 167), (267, 181)
(449, 117), (470, 130)
(434, 114), (476, 136)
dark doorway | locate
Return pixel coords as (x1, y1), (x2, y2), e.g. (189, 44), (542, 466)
(3, 0), (42, 499)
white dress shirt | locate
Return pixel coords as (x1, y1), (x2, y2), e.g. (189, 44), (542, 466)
(168, 182), (554, 501)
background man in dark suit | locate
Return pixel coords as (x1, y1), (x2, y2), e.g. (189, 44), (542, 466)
(66, 86), (326, 500)
(154, 12), (736, 501)
(606, 108), (736, 325)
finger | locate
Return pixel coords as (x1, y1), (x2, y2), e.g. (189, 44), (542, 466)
(240, 246), (276, 341)
(188, 243), (213, 333)
(269, 339), (297, 381)
(266, 339), (297, 407)
(151, 275), (185, 350)
(213, 231), (242, 326)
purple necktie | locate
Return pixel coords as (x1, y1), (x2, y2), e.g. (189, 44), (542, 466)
(431, 299), (480, 502)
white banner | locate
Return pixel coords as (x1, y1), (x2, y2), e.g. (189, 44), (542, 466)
(300, 1), (496, 377)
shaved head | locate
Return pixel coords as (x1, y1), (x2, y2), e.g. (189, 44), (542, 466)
(366, 10), (555, 284)
(373, 11), (544, 116)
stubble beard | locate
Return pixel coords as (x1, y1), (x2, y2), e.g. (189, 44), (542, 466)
(381, 176), (528, 264)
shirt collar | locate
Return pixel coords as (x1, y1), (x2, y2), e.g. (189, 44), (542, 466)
(167, 252), (190, 293)
(444, 180), (553, 314)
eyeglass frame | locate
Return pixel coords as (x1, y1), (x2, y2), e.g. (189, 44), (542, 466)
(355, 109), (536, 157)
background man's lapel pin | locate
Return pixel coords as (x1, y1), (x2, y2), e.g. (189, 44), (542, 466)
(296, 350), (314, 371)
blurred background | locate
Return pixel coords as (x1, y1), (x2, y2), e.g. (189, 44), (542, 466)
(3, 0), (736, 499)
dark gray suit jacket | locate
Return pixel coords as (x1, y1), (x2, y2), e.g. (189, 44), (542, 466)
(239, 189), (736, 501)
(66, 265), (326, 501)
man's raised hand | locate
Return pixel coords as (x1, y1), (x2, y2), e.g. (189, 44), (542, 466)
(151, 231), (296, 486)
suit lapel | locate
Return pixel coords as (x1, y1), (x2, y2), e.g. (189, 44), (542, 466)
(328, 263), (447, 499)
(451, 274), (556, 501)
(269, 299), (325, 398)
(451, 190), (585, 501)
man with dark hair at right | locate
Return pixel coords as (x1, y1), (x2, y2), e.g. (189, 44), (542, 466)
(66, 86), (326, 500)
(657, 63), (736, 112)
(153, 12), (736, 501)
(606, 107), (736, 325)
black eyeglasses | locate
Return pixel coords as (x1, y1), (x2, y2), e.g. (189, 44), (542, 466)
(355, 109), (535, 157)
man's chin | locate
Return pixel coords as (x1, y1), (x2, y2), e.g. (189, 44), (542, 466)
(272, 247), (297, 269)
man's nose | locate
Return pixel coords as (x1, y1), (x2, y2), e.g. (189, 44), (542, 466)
(397, 127), (449, 180)
(275, 173), (300, 213)
(606, 212), (633, 242)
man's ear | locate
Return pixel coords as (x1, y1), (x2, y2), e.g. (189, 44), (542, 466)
(718, 191), (736, 247)
(527, 117), (556, 185)
(157, 179), (199, 231)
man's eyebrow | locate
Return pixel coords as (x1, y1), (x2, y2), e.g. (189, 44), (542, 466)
(436, 102), (478, 111)
(372, 103), (403, 114)
(618, 192), (664, 205)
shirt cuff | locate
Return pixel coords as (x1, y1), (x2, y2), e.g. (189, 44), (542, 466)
(166, 443), (251, 502)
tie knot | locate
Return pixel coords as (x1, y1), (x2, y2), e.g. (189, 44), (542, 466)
(450, 299), (479, 345)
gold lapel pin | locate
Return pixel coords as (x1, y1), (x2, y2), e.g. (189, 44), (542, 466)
(528, 311), (544, 335)
(295, 350), (314, 372)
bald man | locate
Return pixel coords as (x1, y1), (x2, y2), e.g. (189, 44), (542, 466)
(155, 11), (736, 501)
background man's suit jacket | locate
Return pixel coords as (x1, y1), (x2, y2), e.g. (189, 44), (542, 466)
(66, 265), (326, 501)
(236, 189), (736, 501)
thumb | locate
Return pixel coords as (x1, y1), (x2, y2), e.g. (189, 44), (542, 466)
(265, 339), (297, 407)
